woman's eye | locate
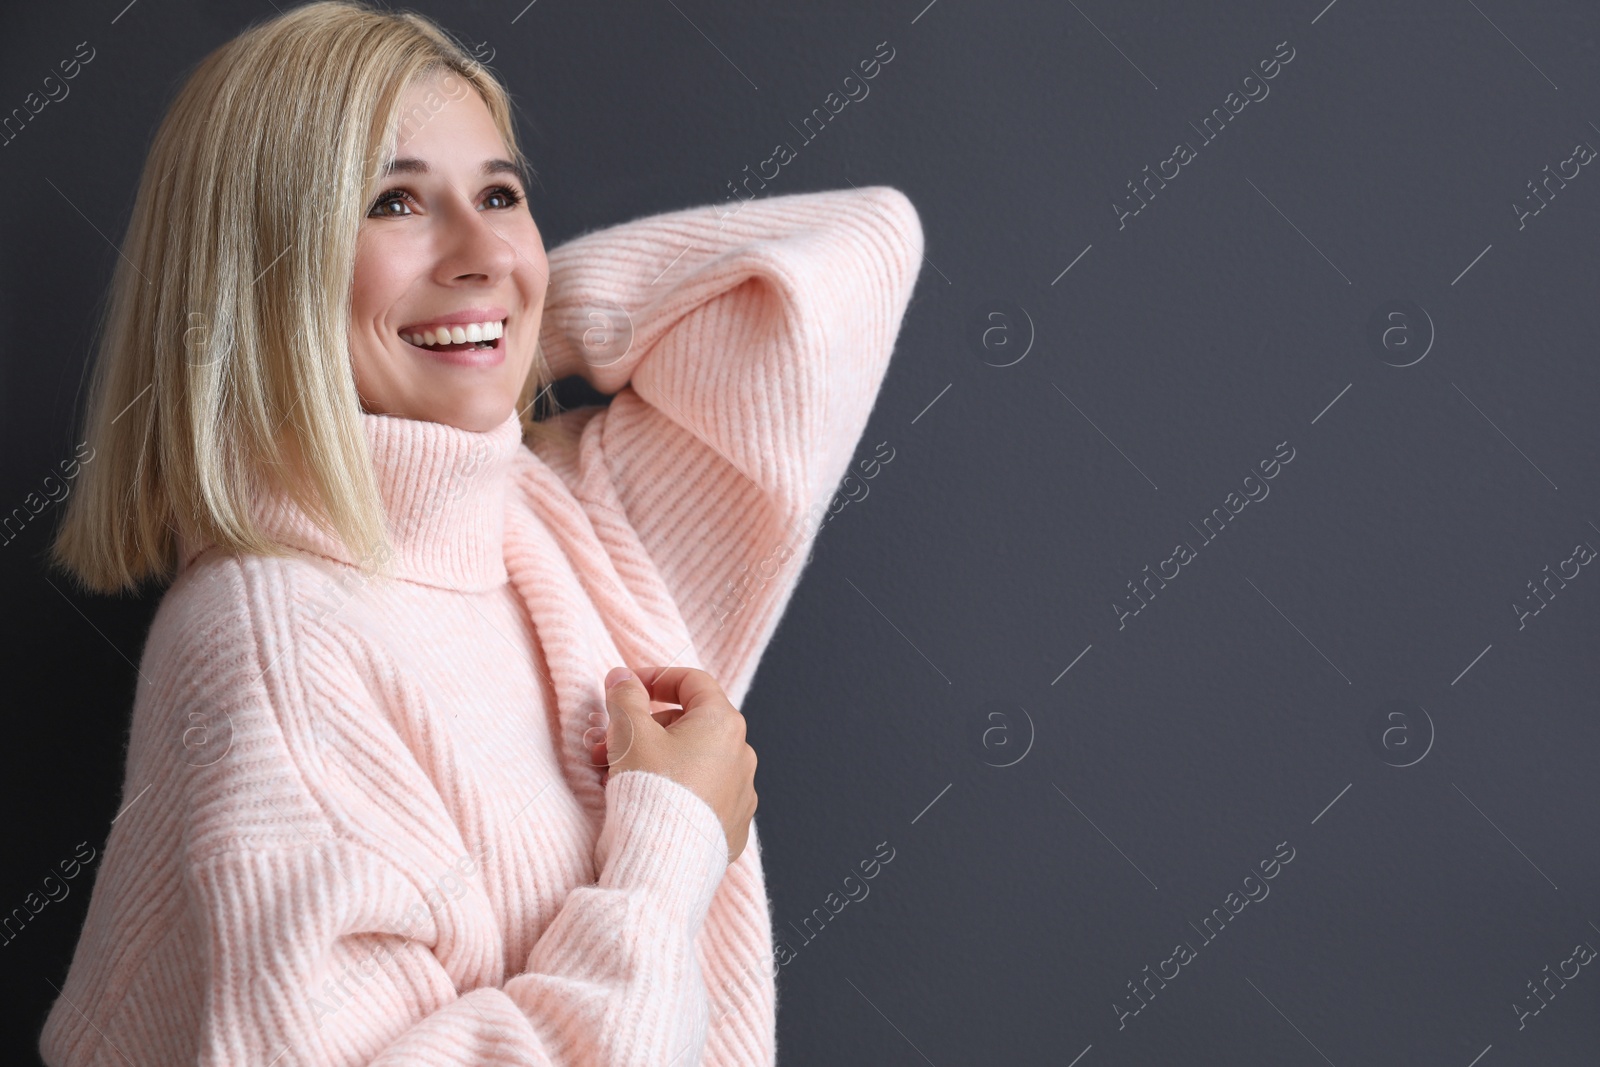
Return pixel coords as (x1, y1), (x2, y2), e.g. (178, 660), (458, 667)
(368, 190), (413, 218)
(483, 185), (525, 211)
(366, 185), (523, 218)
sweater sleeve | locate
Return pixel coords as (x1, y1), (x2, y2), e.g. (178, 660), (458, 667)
(178, 770), (730, 1067)
(38, 564), (733, 1067)
(532, 186), (923, 703)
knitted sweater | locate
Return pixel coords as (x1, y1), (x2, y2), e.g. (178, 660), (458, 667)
(38, 186), (923, 1066)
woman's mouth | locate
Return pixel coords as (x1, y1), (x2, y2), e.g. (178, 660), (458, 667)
(399, 317), (507, 366)
(402, 317), (504, 350)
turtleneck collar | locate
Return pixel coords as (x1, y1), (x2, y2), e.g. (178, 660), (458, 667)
(180, 408), (525, 592)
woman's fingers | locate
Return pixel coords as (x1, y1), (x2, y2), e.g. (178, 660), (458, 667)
(634, 666), (730, 719)
(589, 714), (678, 771)
(595, 675), (688, 783)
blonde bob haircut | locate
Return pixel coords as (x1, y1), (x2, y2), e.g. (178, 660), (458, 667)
(50, 0), (563, 596)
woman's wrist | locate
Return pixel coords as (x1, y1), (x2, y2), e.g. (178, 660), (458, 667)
(594, 770), (730, 927)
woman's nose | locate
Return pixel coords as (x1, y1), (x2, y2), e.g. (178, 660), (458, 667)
(436, 202), (517, 283)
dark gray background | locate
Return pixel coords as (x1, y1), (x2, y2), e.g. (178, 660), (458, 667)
(4, 0), (1598, 1063)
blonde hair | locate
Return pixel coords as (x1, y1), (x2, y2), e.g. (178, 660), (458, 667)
(49, 0), (564, 596)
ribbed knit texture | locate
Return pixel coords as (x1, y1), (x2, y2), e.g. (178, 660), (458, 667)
(38, 186), (923, 1066)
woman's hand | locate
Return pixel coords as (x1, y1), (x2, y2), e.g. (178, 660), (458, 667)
(593, 666), (758, 864)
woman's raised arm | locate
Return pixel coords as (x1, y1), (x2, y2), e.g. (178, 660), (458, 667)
(531, 186), (924, 705)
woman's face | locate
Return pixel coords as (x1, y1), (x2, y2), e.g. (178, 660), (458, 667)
(349, 71), (548, 432)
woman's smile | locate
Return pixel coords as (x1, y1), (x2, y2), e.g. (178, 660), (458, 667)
(398, 307), (509, 367)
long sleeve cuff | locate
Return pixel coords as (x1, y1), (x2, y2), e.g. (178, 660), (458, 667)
(593, 769), (731, 930)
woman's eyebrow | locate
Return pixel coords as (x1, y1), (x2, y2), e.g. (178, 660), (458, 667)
(382, 157), (525, 182)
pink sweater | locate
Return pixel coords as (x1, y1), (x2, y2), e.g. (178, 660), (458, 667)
(39, 187), (923, 1066)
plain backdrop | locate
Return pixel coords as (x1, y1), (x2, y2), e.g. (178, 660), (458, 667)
(4, 1), (1599, 1063)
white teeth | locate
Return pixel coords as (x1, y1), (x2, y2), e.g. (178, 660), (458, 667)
(403, 319), (504, 347)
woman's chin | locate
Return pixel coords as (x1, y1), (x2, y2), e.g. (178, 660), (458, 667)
(423, 400), (518, 432)
(360, 392), (518, 432)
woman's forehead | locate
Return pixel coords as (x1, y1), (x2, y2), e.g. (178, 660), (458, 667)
(388, 74), (501, 157)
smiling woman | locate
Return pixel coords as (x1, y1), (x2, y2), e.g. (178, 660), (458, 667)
(39, 1), (922, 1065)
(349, 78), (550, 432)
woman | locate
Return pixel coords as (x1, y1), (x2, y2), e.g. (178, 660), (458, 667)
(40, 2), (921, 1064)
